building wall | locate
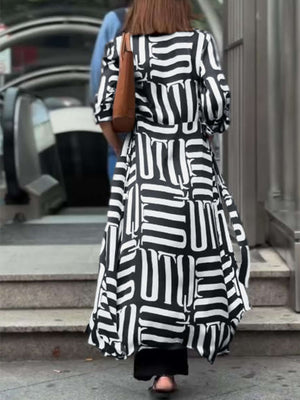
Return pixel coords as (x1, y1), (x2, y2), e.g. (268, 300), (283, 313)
(223, 0), (258, 247)
(224, 0), (300, 309)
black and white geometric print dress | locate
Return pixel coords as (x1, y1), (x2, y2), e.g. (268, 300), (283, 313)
(86, 28), (252, 365)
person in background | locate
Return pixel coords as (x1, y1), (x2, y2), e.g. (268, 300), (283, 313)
(89, 3), (130, 181)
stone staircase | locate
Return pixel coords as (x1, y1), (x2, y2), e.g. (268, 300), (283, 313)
(0, 213), (299, 361)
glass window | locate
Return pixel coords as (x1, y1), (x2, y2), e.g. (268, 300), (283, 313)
(31, 98), (55, 153)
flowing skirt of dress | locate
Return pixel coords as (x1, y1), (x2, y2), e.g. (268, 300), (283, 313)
(86, 118), (252, 365)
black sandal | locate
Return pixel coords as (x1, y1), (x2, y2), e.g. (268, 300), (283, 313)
(148, 375), (177, 397)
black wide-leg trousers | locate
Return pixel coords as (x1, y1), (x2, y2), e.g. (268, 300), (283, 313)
(133, 347), (189, 381)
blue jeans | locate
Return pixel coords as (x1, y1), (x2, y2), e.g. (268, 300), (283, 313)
(107, 132), (127, 182)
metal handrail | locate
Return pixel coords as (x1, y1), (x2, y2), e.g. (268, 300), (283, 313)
(0, 66), (89, 91)
(0, 16), (102, 37)
(2, 88), (29, 204)
(0, 16), (102, 52)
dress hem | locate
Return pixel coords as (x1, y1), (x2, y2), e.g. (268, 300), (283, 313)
(85, 298), (251, 365)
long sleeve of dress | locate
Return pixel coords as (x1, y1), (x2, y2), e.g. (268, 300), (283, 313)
(199, 31), (231, 137)
(94, 37), (119, 124)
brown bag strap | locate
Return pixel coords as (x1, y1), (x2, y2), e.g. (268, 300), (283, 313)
(125, 32), (132, 52)
(120, 32), (132, 61)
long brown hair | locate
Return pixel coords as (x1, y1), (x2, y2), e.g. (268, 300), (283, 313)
(123, 0), (195, 35)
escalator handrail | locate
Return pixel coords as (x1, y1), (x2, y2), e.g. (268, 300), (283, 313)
(0, 66), (89, 92)
(0, 16), (102, 38)
(2, 87), (29, 204)
(0, 17), (102, 52)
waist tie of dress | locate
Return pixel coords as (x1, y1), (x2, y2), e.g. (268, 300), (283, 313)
(211, 150), (251, 291)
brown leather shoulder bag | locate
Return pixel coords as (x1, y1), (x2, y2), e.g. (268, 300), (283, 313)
(112, 32), (135, 133)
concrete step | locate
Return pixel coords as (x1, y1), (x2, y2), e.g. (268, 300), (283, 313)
(0, 245), (99, 309)
(247, 247), (290, 307)
(0, 245), (291, 309)
(1, 306), (300, 361)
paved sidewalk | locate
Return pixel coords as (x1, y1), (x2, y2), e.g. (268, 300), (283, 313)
(0, 355), (299, 400)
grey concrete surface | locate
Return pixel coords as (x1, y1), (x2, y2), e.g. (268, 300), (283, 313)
(0, 356), (300, 400)
(0, 223), (106, 245)
(0, 275), (290, 308)
(3, 306), (300, 333)
(1, 245), (280, 279)
(0, 245), (291, 308)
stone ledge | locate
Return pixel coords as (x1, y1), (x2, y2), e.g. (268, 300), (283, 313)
(0, 273), (98, 282)
(0, 244), (290, 281)
(2, 331), (300, 361)
(1, 307), (300, 333)
(238, 306), (300, 330)
(248, 263), (290, 278)
(0, 308), (90, 333)
(0, 267), (290, 282)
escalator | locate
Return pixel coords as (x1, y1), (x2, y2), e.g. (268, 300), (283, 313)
(0, 86), (109, 244)
(0, 14), (111, 242)
(0, 83), (110, 212)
